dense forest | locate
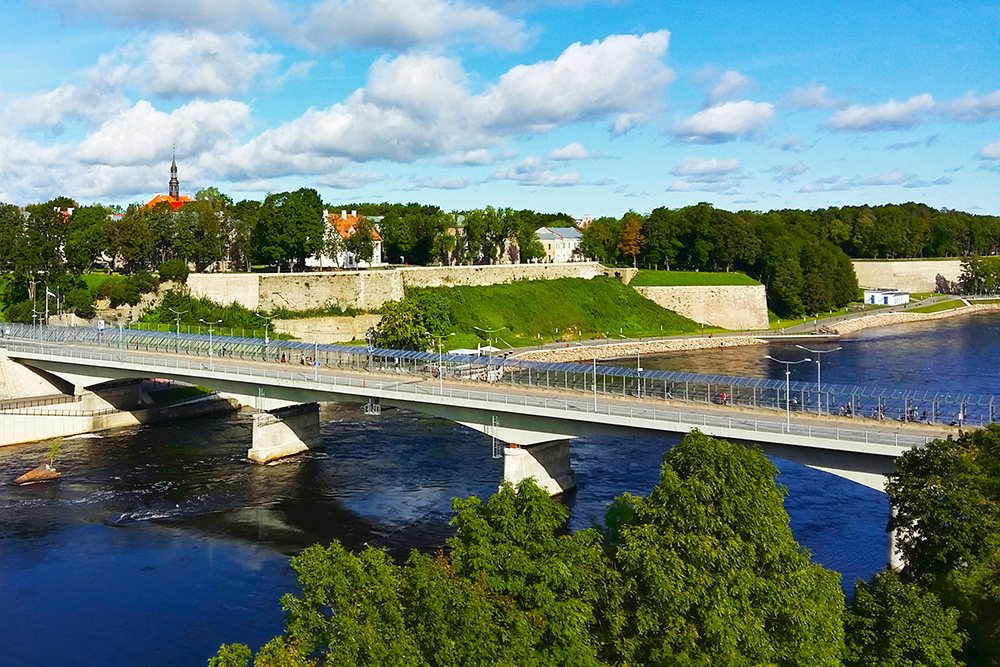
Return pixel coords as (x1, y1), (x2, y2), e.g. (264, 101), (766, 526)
(0, 193), (997, 321)
(210, 427), (1000, 667)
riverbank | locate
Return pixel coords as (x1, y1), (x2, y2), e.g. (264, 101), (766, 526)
(826, 302), (1000, 335)
(516, 302), (1000, 363)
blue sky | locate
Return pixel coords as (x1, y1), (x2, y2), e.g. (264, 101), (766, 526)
(2, 0), (999, 217)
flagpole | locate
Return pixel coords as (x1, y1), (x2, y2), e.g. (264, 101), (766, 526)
(45, 288), (49, 326)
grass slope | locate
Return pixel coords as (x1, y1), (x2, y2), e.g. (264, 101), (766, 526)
(415, 277), (700, 349)
(629, 270), (760, 287)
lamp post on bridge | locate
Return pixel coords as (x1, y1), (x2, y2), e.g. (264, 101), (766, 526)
(473, 325), (503, 380)
(199, 318), (222, 371)
(795, 344), (842, 415)
(765, 354), (811, 429)
(619, 334), (643, 398)
(426, 331), (455, 394)
(574, 342), (599, 409)
(167, 307), (188, 355)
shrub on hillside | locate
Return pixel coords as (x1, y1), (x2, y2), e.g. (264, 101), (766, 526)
(64, 287), (96, 319)
(158, 259), (190, 284)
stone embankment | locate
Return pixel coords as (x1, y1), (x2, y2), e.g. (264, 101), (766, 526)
(515, 335), (766, 363)
(828, 303), (1000, 335)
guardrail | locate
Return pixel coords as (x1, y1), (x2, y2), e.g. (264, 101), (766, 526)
(5, 340), (935, 451)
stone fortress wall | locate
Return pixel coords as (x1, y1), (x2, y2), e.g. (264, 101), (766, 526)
(189, 262), (768, 335)
(852, 259), (963, 293)
(633, 285), (769, 330)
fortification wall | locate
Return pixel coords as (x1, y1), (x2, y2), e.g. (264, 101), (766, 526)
(257, 272), (404, 311)
(274, 314), (383, 343)
(398, 262), (605, 288)
(852, 259), (963, 292)
(188, 273), (260, 309)
(633, 285), (769, 330)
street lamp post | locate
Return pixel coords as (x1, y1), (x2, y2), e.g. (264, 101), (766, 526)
(795, 344), (843, 414)
(254, 310), (273, 360)
(764, 355), (811, 429)
(473, 325), (503, 380)
(619, 335), (643, 398)
(574, 342), (599, 409)
(426, 332), (455, 393)
(167, 307), (188, 354)
(199, 318), (222, 370)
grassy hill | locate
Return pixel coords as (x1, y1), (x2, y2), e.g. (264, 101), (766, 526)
(410, 276), (700, 349)
(629, 270), (760, 287)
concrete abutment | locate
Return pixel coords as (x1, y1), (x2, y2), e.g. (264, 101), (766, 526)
(248, 402), (322, 464)
(502, 440), (576, 496)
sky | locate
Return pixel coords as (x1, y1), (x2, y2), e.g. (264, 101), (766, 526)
(2, 0), (999, 217)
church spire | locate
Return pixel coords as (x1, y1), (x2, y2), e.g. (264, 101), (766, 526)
(169, 146), (180, 201)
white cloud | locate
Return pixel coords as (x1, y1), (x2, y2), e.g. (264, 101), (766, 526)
(4, 82), (129, 131)
(827, 94), (934, 131)
(979, 139), (1000, 160)
(305, 0), (528, 51)
(414, 175), (471, 189)
(489, 157), (579, 186)
(482, 31), (674, 135)
(778, 84), (848, 109)
(547, 142), (596, 160)
(675, 100), (775, 143)
(670, 156), (742, 182)
(41, 0), (289, 34)
(315, 170), (385, 188)
(139, 31), (283, 97)
(770, 135), (809, 152)
(798, 170), (951, 192)
(942, 90), (1000, 122)
(77, 99), (251, 166)
(764, 162), (808, 183)
(694, 67), (756, 106)
(446, 149), (497, 166)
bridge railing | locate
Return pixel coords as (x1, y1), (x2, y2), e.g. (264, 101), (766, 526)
(2, 339), (936, 451)
(3, 322), (993, 429)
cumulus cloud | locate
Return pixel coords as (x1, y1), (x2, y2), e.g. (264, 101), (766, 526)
(778, 84), (848, 110)
(675, 100), (775, 143)
(315, 170), (385, 188)
(547, 142), (599, 160)
(139, 31), (283, 97)
(446, 149), (498, 166)
(827, 94), (934, 131)
(4, 81), (130, 132)
(77, 99), (251, 166)
(979, 139), (1000, 160)
(218, 32), (672, 179)
(482, 31), (674, 134)
(305, 0), (528, 51)
(691, 66), (757, 107)
(942, 90), (1000, 122)
(489, 157), (579, 186)
(770, 135), (809, 152)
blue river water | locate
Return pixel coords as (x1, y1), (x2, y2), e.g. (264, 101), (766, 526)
(0, 313), (997, 666)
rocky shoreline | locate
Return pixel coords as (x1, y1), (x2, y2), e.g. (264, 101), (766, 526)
(826, 303), (1000, 335)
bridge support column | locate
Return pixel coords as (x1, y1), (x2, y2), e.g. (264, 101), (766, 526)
(248, 402), (322, 464)
(503, 440), (575, 496)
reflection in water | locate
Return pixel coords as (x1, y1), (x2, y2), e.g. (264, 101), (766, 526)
(5, 312), (993, 664)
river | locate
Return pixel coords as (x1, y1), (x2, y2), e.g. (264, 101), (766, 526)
(1, 313), (997, 666)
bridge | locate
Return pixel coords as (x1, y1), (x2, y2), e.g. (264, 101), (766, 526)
(0, 324), (959, 503)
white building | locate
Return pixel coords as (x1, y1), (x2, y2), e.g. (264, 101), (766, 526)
(863, 288), (910, 306)
(535, 226), (584, 263)
(306, 210), (383, 270)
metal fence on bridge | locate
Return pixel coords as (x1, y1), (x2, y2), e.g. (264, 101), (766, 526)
(3, 322), (993, 429)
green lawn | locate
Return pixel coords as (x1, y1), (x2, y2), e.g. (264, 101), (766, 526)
(411, 276), (701, 349)
(629, 270), (760, 287)
(81, 273), (118, 290)
(908, 299), (966, 313)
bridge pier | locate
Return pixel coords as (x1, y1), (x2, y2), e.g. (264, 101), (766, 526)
(503, 440), (576, 496)
(248, 402), (322, 463)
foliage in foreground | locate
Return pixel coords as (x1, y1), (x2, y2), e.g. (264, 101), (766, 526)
(211, 431), (845, 666)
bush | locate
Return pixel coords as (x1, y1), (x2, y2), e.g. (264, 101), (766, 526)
(4, 300), (34, 323)
(158, 259), (189, 284)
(64, 287), (96, 319)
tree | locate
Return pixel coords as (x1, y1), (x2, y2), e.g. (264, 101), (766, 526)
(254, 189), (324, 271)
(375, 300), (425, 350)
(844, 570), (964, 667)
(603, 430), (845, 666)
(617, 212), (644, 268)
(64, 205), (109, 273)
(887, 425), (1000, 665)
